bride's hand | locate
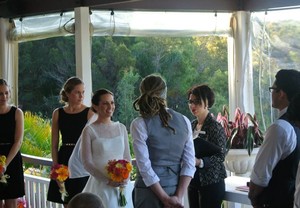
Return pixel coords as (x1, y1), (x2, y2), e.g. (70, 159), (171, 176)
(107, 180), (127, 187)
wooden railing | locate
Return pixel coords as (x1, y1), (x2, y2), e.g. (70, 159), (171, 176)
(21, 154), (250, 208)
(22, 154), (63, 208)
(21, 154), (136, 208)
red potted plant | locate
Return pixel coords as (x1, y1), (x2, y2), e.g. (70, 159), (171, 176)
(216, 106), (264, 156)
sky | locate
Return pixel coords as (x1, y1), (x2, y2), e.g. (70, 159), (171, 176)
(253, 8), (300, 21)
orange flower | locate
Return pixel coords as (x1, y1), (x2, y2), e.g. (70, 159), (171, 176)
(50, 164), (69, 201)
(17, 197), (27, 208)
(56, 166), (69, 182)
(106, 159), (132, 207)
(50, 164), (69, 182)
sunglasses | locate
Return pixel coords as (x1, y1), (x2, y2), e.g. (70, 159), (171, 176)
(188, 99), (201, 105)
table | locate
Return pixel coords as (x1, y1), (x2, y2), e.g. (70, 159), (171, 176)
(224, 176), (251, 205)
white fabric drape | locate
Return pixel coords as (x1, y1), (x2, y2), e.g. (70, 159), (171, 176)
(0, 18), (18, 105)
(9, 10), (232, 42)
(228, 11), (254, 119)
(9, 12), (75, 42)
(91, 10), (232, 37)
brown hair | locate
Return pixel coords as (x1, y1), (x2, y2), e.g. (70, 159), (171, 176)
(68, 192), (105, 208)
(59, 77), (84, 104)
(0, 79), (9, 87)
(133, 74), (175, 133)
(187, 84), (215, 108)
(91, 88), (114, 112)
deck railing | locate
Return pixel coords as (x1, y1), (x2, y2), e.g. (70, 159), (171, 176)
(21, 154), (250, 208)
(22, 154), (63, 208)
(21, 154), (136, 208)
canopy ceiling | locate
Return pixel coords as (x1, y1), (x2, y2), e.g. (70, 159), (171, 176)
(0, 0), (300, 19)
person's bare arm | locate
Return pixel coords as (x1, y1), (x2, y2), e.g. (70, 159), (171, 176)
(51, 109), (59, 166)
(5, 108), (24, 167)
(248, 180), (265, 207)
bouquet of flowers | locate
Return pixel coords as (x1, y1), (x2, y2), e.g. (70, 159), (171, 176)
(106, 159), (132, 207)
(0, 155), (10, 184)
(50, 164), (69, 201)
(17, 197), (27, 208)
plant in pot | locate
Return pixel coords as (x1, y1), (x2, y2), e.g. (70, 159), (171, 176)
(216, 106), (264, 175)
(217, 106), (264, 155)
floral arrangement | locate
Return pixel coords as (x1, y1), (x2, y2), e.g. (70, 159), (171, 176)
(50, 164), (69, 201)
(106, 159), (132, 207)
(17, 197), (27, 208)
(216, 106), (264, 156)
(0, 155), (10, 183)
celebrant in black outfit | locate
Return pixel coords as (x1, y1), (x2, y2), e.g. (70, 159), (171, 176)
(187, 84), (227, 208)
(47, 77), (94, 207)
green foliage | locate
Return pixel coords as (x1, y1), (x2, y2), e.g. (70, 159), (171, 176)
(22, 111), (52, 158)
(217, 107), (264, 156)
(116, 69), (140, 129)
(19, 36), (229, 125)
(128, 134), (137, 180)
(252, 18), (300, 131)
(19, 37), (75, 118)
(22, 112), (52, 175)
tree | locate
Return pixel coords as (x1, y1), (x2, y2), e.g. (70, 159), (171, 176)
(115, 69), (140, 128)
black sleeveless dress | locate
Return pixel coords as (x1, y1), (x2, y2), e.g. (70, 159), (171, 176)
(0, 106), (25, 199)
(47, 107), (90, 204)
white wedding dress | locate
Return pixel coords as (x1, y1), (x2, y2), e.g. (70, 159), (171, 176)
(82, 121), (133, 208)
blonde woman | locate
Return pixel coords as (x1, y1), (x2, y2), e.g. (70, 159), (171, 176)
(47, 77), (94, 206)
(0, 79), (25, 208)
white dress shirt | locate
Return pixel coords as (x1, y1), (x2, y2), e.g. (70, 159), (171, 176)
(130, 114), (196, 187)
(250, 108), (297, 187)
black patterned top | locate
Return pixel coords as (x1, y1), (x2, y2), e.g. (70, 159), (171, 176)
(191, 113), (227, 186)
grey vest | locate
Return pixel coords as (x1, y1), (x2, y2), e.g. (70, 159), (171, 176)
(136, 108), (189, 187)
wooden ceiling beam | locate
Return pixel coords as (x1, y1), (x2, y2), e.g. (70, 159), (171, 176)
(0, 0), (138, 18)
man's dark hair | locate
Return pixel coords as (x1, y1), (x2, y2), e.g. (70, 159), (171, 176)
(275, 69), (300, 101)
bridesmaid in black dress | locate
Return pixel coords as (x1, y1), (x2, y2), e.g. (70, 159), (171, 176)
(47, 77), (94, 207)
(0, 79), (25, 208)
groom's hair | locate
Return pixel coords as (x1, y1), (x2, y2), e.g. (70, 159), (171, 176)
(68, 192), (105, 208)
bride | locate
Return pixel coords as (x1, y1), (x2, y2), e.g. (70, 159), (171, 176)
(81, 88), (133, 208)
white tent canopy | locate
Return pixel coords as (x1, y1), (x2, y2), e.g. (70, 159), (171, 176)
(10, 10), (232, 42)
(1, 7), (299, 117)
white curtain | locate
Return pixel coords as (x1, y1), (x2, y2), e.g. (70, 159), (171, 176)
(0, 18), (18, 105)
(9, 10), (232, 41)
(91, 10), (231, 37)
(9, 12), (75, 42)
(228, 11), (255, 118)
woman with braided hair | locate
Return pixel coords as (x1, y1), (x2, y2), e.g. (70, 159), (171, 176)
(130, 74), (196, 208)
